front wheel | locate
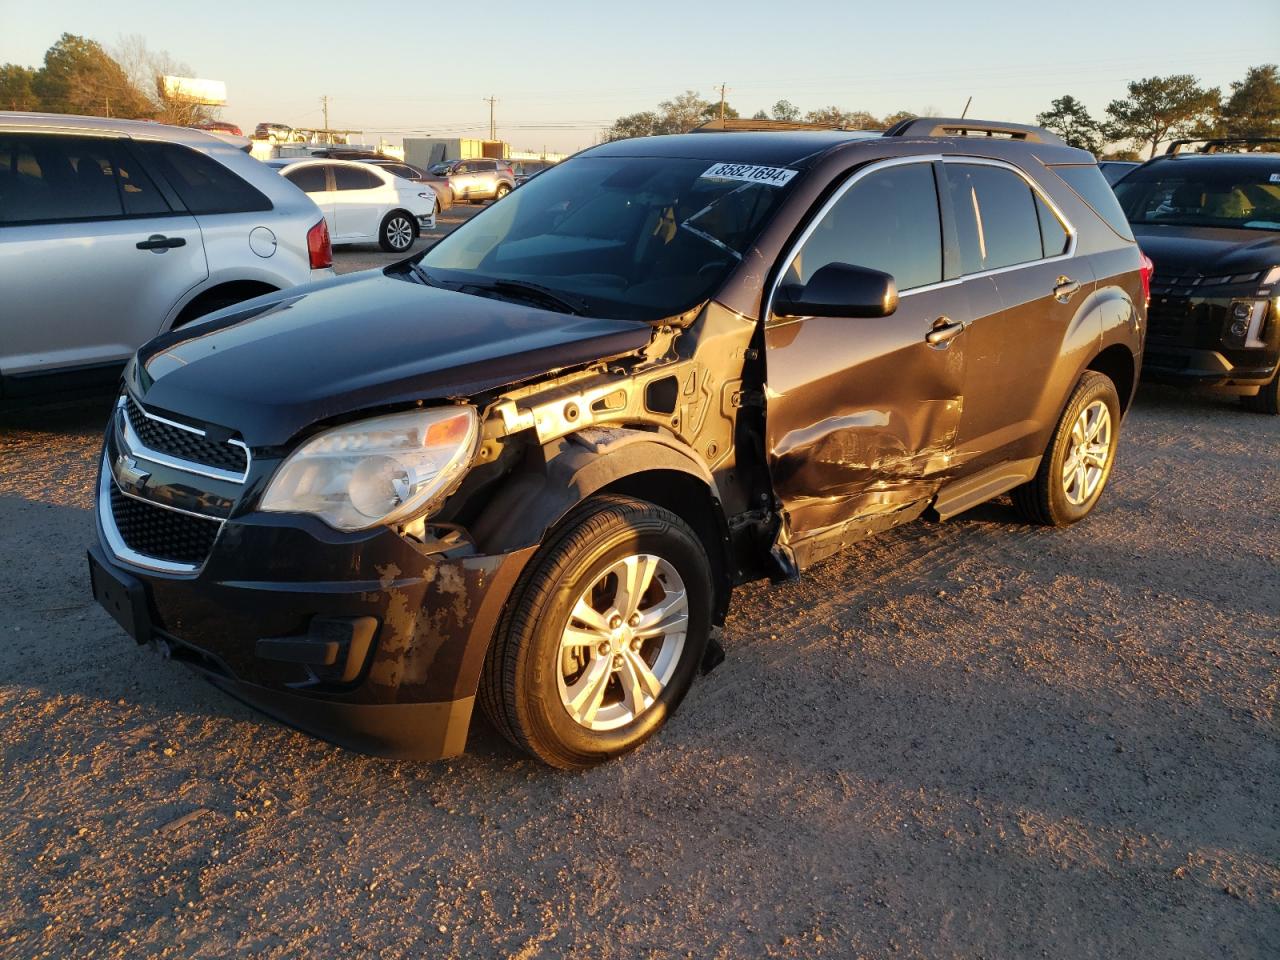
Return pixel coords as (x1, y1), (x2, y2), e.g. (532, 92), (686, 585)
(480, 495), (712, 768)
(378, 210), (416, 252)
(1012, 370), (1121, 526)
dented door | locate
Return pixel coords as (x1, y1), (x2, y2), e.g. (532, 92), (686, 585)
(763, 159), (967, 557)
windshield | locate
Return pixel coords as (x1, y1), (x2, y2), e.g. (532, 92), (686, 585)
(418, 155), (797, 322)
(1114, 163), (1280, 231)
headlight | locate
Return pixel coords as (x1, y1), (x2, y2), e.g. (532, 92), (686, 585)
(261, 406), (478, 531)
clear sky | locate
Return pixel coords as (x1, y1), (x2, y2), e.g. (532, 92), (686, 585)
(3, 0), (1277, 153)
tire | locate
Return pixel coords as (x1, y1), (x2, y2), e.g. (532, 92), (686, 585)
(378, 210), (416, 252)
(1241, 369), (1279, 415)
(1012, 371), (1121, 526)
(494, 182), (512, 200)
(480, 495), (712, 769)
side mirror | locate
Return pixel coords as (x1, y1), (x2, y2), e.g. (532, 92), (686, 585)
(773, 262), (898, 319)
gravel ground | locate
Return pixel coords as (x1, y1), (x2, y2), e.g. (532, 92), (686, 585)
(1, 248), (1277, 957)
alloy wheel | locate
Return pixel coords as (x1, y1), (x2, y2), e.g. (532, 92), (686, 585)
(556, 554), (688, 731)
(386, 216), (413, 250)
(1061, 399), (1112, 505)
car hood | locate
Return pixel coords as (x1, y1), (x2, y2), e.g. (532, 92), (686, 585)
(1132, 223), (1280, 277)
(135, 270), (651, 447)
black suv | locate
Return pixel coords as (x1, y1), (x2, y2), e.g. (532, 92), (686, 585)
(1113, 139), (1280, 413)
(88, 119), (1146, 768)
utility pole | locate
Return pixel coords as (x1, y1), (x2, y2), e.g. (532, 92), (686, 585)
(716, 83), (730, 122)
(960, 95), (972, 119)
(483, 95), (498, 140)
(321, 95), (330, 139)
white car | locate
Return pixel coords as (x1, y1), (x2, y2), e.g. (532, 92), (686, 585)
(271, 159), (437, 252)
(0, 112), (334, 404)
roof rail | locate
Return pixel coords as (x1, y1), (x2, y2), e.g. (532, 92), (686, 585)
(1165, 137), (1280, 155)
(883, 117), (1065, 146)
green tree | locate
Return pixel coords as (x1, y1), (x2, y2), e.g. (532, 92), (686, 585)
(1104, 74), (1220, 158)
(751, 109), (769, 120)
(31, 33), (152, 118)
(603, 110), (661, 141)
(804, 105), (849, 127)
(0, 64), (39, 110)
(1219, 64), (1280, 139)
(771, 99), (801, 122)
(1036, 95), (1103, 153)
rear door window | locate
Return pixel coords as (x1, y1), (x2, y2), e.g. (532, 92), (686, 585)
(785, 161), (943, 292)
(0, 133), (175, 224)
(134, 141), (272, 214)
(334, 165), (382, 190)
(945, 164), (1045, 272)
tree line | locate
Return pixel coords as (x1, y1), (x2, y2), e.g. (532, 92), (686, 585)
(1037, 65), (1280, 159)
(605, 65), (1280, 159)
(0, 33), (219, 127)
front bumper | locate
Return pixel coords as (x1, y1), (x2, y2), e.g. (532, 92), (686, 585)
(1142, 291), (1279, 389)
(91, 445), (533, 760)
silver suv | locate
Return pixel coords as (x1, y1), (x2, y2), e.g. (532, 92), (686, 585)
(0, 113), (334, 404)
(436, 157), (515, 203)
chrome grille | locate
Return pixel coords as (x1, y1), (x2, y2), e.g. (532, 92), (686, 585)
(125, 396), (247, 475)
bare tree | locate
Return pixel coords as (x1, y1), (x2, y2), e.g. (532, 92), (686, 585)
(114, 34), (217, 127)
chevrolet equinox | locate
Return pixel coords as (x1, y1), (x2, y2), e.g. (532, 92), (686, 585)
(89, 118), (1148, 768)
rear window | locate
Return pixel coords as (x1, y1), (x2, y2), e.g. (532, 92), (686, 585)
(1051, 164), (1135, 240)
(136, 141), (272, 215)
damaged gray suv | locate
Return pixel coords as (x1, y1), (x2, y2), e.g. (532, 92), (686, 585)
(89, 119), (1147, 768)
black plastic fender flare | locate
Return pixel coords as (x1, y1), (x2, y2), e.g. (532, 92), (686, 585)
(470, 426), (725, 557)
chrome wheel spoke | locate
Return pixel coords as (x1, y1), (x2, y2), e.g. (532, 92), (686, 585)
(619, 649), (663, 716)
(615, 554), (658, 620)
(565, 655), (612, 726)
(1061, 400), (1112, 505)
(634, 589), (688, 639)
(561, 625), (605, 650)
(570, 598), (611, 635)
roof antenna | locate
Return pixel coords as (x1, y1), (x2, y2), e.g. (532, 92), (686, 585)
(960, 96), (973, 119)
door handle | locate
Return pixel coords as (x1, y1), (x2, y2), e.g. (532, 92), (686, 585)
(136, 235), (186, 251)
(1053, 276), (1081, 302)
(925, 316), (966, 346)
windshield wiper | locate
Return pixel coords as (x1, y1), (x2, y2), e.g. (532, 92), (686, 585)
(460, 278), (592, 316)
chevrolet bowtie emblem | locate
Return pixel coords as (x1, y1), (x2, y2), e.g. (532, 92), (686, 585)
(114, 453), (150, 488)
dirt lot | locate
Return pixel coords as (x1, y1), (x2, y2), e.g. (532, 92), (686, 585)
(1, 233), (1277, 957)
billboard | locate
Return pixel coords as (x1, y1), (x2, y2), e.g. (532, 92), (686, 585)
(160, 76), (227, 106)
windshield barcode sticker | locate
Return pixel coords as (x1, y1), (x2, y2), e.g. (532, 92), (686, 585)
(1271, 173), (1280, 183)
(701, 162), (797, 186)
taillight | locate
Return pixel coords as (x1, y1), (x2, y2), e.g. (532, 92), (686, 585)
(307, 218), (332, 270)
(1138, 251), (1153, 307)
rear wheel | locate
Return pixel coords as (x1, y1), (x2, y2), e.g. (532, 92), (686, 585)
(480, 495), (712, 769)
(1012, 371), (1121, 526)
(1241, 369), (1279, 415)
(494, 182), (512, 200)
(378, 210), (415, 252)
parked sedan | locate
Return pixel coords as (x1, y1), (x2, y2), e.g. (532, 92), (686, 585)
(0, 112), (333, 405)
(272, 159), (437, 251)
(358, 159), (455, 211)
